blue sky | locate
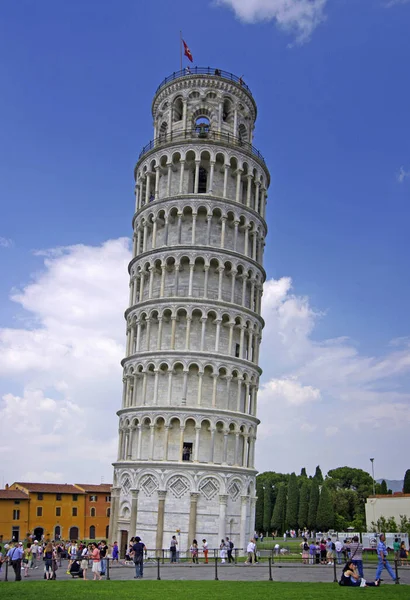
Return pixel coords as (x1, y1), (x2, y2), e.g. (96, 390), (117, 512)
(0, 0), (409, 484)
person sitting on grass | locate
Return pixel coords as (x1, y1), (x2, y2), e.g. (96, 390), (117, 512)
(340, 561), (380, 587)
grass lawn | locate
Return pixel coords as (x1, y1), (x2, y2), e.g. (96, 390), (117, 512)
(2, 581), (408, 599)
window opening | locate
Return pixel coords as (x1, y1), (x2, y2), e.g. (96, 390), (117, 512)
(198, 167), (207, 193)
(182, 442), (193, 461)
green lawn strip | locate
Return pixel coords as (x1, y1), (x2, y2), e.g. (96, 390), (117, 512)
(1, 581), (408, 600)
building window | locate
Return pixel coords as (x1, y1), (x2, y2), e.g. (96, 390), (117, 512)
(56, 493), (62, 501)
(12, 526), (20, 542)
(14, 500), (20, 505)
(36, 507), (43, 517)
(56, 507), (61, 517)
(235, 343), (240, 358)
(37, 493), (43, 501)
(13, 509), (20, 520)
(72, 494), (78, 501)
(90, 507), (96, 518)
(198, 167), (207, 193)
(89, 495), (97, 502)
(105, 495), (111, 502)
(106, 507), (111, 517)
(89, 525), (95, 539)
(72, 507), (77, 517)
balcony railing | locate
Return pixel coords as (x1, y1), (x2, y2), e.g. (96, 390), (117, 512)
(138, 130), (266, 165)
(155, 67), (252, 95)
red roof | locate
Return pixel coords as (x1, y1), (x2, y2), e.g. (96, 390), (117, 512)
(12, 482), (85, 494)
(75, 484), (112, 493)
(0, 489), (29, 500)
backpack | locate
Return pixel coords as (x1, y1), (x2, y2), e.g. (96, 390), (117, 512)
(331, 542), (336, 551)
(229, 541), (234, 549)
(304, 542), (309, 551)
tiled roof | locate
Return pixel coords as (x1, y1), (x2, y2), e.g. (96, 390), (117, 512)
(12, 482), (85, 494)
(75, 484), (112, 493)
(0, 489), (29, 500)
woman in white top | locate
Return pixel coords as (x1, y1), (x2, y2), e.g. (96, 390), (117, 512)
(219, 539), (227, 563)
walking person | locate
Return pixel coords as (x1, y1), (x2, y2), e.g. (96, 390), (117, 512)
(43, 542), (54, 580)
(91, 542), (102, 580)
(7, 541), (23, 581)
(202, 539), (209, 564)
(226, 537), (234, 563)
(245, 538), (256, 564)
(348, 535), (364, 577)
(131, 536), (146, 579)
(335, 539), (344, 565)
(80, 544), (89, 580)
(219, 539), (227, 563)
(111, 541), (119, 563)
(30, 540), (39, 568)
(170, 535), (177, 564)
(190, 539), (199, 564)
(23, 543), (31, 577)
(375, 534), (397, 582)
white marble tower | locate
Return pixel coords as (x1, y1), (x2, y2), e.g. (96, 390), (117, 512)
(109, 67), (270, 553)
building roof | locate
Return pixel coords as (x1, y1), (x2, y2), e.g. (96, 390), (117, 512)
(12, 482), (85, 494)
(0, 489), (29, 500)
(75, 484), (112, 493)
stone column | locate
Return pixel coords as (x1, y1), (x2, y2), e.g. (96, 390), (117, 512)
(153, 370), (159, 404)
(157, 316), (163, 350)
(222, 430), (229, 464)
(155, 166), (160, 199)
(137, 424), (142, 459)
(197, 372), (203, 406)
(132, 375), (138, 406)
(146, 317), (152, 350)
(209, 427), (216, 463)
(185, 316), (192, 350)
(234, 432), (240, 465)
(179, 425), (185, 460)
(181, 370), (188, 405)
(233, 221), (239, 252)
(206, 215), (212, 245)
(194, 160), (200, 194)
(170, 316), (177, 349)
(109, 487), (121, 545)
(230, 270), (237, 303)
(129, 489), (139, 539)
(200, 317), (207, 351)
(223, 164), (229, 198)
(149, 424), (155, 459)
(152, 218), (157, 249)
(194, 426), (200, 462)
(145, 174), (151, 204)
(179, 160), (185, 194)
(218, 494), (228, 541)
(188, 263), (194, 296)
(191, 212), (197, 244)
(214, 318), (221, 352)
(235, 169), (243, 203)
(167, 371), (173, 405)
(240, 495), (249, 552)
(211, 373), (218, 408)
(217, 266), (224, 300)
(188, 493), (200, 547)
(166, 163), (172, 196)
(246, 174), (252, 207)
(177, 212), (182, 243)
(208, 160), (215, 194)
(136, 228), (142, 256)
(156, 491), (167, 552)
(236, 376), (243, 412)
(160, 264), (166, 296)
(203, 265), (209, 297)
(220, 216), (226, 248)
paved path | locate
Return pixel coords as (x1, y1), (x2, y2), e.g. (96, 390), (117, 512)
(3, 559), (409, 584)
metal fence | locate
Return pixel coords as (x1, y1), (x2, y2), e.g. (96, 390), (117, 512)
(155, 67), (252, 95)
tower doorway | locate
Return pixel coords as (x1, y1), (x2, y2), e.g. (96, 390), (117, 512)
(120, 530), (128, 559)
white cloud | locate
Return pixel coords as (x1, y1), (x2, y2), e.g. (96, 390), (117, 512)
(397, 166), (410, 183)
(215, 0), (327, 44)
(0, 237), (13, 248)
(385, 0), (410, 7)
(0, 239), (409, 484)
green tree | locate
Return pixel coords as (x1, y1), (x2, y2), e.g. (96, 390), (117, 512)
(308, 480), (319, 530)
(380, 479), (388, 494)
(271, 483), (287, 533)
(316, 485), (335, 531)
(286, 473), (299, 529)
(263, 485), (273, 533)
(403, 469), (410, 493)
(300, 467), (307, 478)
(298, 480), (309, 529)
(255, 479), (264, 532)
(314, 465), (323, 483)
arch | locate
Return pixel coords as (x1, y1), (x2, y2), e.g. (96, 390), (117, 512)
(69, 526), (79, 541)
(89, 525), (96, 539)
(90, 507), (96, 518)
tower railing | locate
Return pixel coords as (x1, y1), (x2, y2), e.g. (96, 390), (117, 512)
(138, 129), (266, 165)
(155, 67), (252, 95)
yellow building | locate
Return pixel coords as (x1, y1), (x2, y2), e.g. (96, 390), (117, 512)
(75, 484), (112, 540)
(10, 482), (86, 541)
(0, 488), (29, 543)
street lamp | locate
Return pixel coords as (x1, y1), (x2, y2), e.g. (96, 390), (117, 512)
(370, 458), (375, 496)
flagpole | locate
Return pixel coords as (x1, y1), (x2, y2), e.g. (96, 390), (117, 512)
(180, 30), (182, 72)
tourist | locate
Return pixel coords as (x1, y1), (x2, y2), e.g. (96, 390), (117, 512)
(225, 537), (234, 563)
(170, 535), (177, 563)
(112, 541), (119, 563)
(202, 539), (209, 564)
(274, 542), (280, 556)
(245, 538), (256, 564)
(340, 561), (380, 587)
(375, 534), (397, 582)
(335, 539), (344, 565)
(80, 544), (89, 580)
(30, 540), (39, 568)
(315, 540), (320, 564)
(131, 536), (146, 579)
(399, 541), (408, 566)
(320, 539), (327, 564)
(23, 543), (31, 577)
(99, 540), (108, 577)
(393, 537), (400, 561)
(67, 540), (77, 573)
(190, 539), (199, 564)
(43, 542), (54, 580)
(301, 537), (309, 564)
(91, 542), (102, 581)
(260, 532), (264, 543)
(326, 537), (335, 565)
(7, 541), (23, 581)
(348, 536), (364, 577)
(219, 538), (227, 563)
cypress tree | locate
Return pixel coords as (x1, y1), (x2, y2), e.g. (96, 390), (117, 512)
(314, 465), (324, 483)
(271, 484), (287, 533)
(255, 480), (264, 532)
(286, 472), (299, 529)
(403, 470), (410, 493)
(298, 480), (309, 529)
(380, 479), (388, 494)
(316, 485), (335, 531)
(308, 480), (319, 530)
(300, 467), (307, 478)
(262, 485), (272, 533)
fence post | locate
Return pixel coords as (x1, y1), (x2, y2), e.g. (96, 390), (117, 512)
(268, 556), (273, 581)
(214, 556), (219, 581)
(234, 548), (238, 565)
(333, 559), (338, 583)
(5, 559), (8, 582)
(157, 556), (161, 581)
(394, 559), (400, 584)
(162, 549), (165, 564)
(106, 557), (110, 581)
(271, 548), (275, 565)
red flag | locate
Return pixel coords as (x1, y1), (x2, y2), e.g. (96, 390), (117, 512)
(183, 39), (193, 63)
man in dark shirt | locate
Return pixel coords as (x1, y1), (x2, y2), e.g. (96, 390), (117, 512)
(99, 540), (109, 576)
(131, 536), (146, 579)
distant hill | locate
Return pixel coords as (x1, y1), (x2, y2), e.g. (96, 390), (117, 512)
(377, 479), (403, 493)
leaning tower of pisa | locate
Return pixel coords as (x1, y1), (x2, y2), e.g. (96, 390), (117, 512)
(109, 67), (270, 553)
